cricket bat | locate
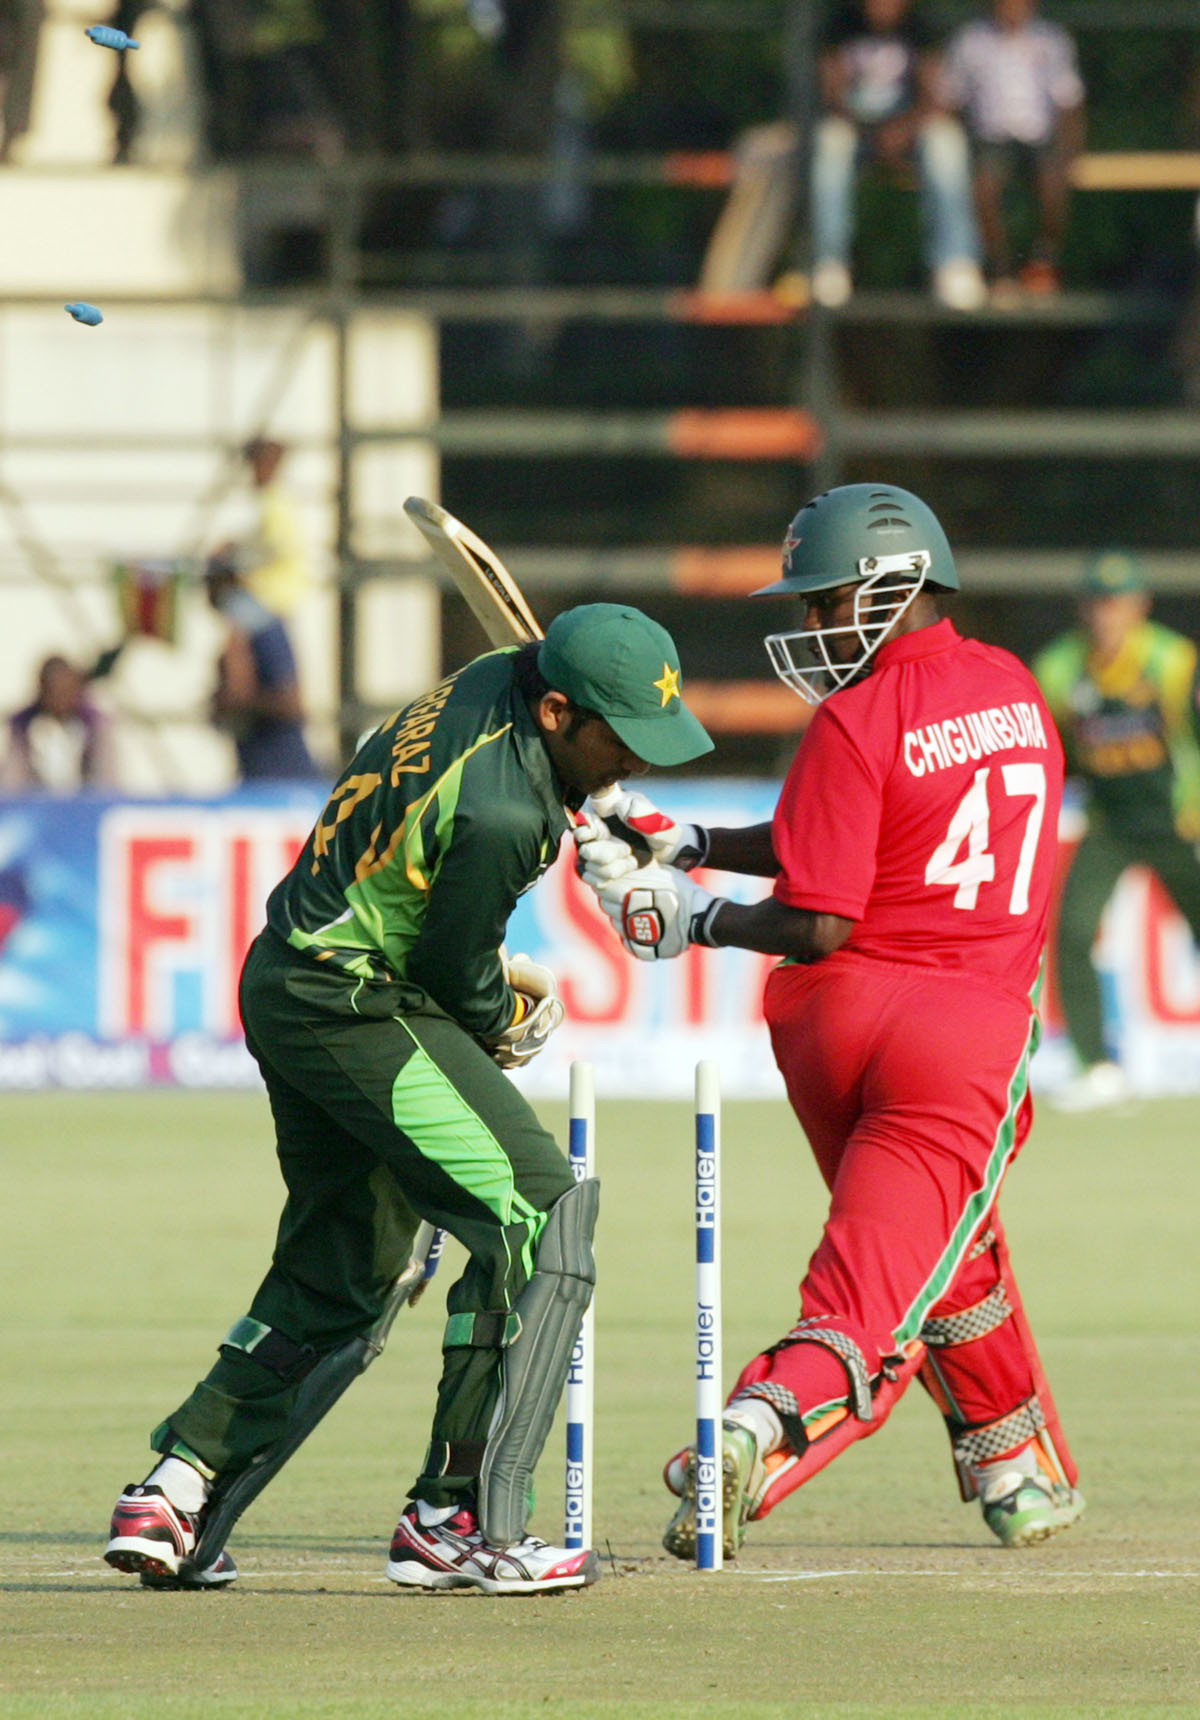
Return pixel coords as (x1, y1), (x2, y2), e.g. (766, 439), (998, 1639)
(405, 496), (543, 648)
(404, 496), (611, 829)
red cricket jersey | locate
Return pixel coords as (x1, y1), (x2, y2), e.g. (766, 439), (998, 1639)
(772, 619), (1064, 992)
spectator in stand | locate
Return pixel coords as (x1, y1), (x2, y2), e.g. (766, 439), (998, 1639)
(213, 438), (314, 621)
(190, 0), (343, 161)
(942, 0), (1085, 302)
(811, 0), (984, 310)
(205, 556), (317, 783)
(1033, 552), (1200, 1110)
(1170, 54), (1200, 405)
(2, 655), (115, 792)
(0, 0), (42, 163)
(195, 1), (417, 160)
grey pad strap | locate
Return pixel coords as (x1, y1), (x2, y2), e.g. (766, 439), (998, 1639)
(477, 1177), (599, 1547)
(730, 1383), (809, 1458)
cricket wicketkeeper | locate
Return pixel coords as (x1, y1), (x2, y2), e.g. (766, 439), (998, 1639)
(104, 602), (711, 1594)
(577, 483), (1086, 1558)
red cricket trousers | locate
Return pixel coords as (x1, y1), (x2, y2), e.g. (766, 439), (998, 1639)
(748, 951), (1047, 1448)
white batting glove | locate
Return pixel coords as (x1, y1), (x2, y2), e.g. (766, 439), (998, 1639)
(595, 864), (727, 961)
(489, 952), (565, 1068)
(589, 785), (709, 871)
(573, 807), (640, 887)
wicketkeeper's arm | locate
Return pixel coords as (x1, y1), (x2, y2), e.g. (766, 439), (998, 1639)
(401, 794), (546, 1040)
(486, 952), (565, 1069)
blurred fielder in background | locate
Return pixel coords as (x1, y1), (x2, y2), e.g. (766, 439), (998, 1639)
(103, 601), (711, 1596)
(578, 483), (1085, 1559)
(1034, 551), (1200, 1111)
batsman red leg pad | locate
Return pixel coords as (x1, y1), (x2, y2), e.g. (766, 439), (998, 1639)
(729, 1323), (927, 1521)
(918, 1215), (1079, 1500)
(989, 1219), (1078, 1487)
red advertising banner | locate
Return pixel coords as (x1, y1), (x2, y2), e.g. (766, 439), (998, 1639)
(0, 785), (1196, 1097)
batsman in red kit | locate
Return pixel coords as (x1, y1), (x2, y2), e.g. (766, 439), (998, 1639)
(576, 482), (1085, 1557)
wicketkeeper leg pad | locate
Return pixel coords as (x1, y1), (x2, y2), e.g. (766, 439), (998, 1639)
(184, 1224), (439, 1575)
(476, 1177), (599, 1546)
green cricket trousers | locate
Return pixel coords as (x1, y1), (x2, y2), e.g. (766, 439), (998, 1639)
(1057, 822), (1200, 1067)
(152, 929), (575, 1508)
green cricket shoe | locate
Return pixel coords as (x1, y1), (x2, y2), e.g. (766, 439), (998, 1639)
(662, 1421), (763, 1562)
(980, 1469), (1086, 1549)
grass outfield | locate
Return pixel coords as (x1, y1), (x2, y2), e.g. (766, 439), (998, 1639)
(1, 1087), (1198, 1719)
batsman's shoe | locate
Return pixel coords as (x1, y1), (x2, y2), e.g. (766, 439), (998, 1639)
(662, 1420), (765, 1562)
(386, 1503), (600, 1594)
(980, 1469), (1086, 1549)
(104, 1484), (238, 1587)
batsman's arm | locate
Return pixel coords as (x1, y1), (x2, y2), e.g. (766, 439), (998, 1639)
(700, 894), (852, 962)
(588, 784), (779, 877)
(704, 821), (780, 877)
(588, 860), (850, 964)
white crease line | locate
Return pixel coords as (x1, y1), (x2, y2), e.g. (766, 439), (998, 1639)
(737, 1568), (1199, 1583)
(14, 1565), (1199, 1585)
(17, 1567), (367, 1581)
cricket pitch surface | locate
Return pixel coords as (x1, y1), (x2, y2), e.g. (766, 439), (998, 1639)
(2, 1091), (1197, 1720)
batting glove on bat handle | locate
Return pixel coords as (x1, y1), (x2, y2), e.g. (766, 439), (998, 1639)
(595, 864), (727, 961)
(588, 785), (709, 872)
(572, 806), (640, 886)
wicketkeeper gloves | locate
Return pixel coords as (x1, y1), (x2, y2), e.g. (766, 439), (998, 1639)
(489, 952), (565, 1068)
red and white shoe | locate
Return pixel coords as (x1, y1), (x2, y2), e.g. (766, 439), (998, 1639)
(386, 1502), (599, 1594)
(104, 1484), (238, 1589)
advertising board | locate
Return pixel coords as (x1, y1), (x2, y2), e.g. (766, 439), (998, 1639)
(0, 784), (1196, 1098)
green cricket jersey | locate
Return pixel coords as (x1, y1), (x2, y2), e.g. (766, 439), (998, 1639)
(265, 649), (573, 1038)
(1033, 621), (1200, 840)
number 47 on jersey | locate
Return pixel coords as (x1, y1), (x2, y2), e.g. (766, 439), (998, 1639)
(926, 764), (1047, 915)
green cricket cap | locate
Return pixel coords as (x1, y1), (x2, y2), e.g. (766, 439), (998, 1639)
(1081, 550), (1147, 596)
(538, 603), (714, 767)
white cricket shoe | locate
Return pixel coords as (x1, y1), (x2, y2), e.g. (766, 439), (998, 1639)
(386, 1503), (599, 1594)
(662, 1414), (771, 1561)
(1049, 1060), (1133, 1112)
(104, 1483), (238, 1588)
(980, 1468), (1086, 1548)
